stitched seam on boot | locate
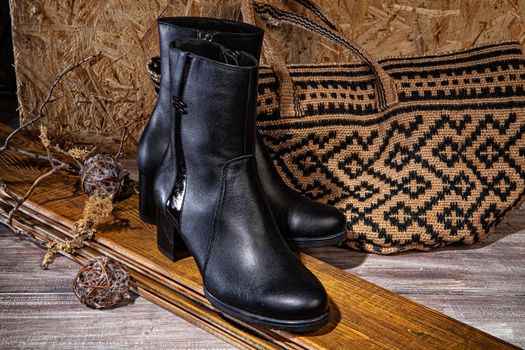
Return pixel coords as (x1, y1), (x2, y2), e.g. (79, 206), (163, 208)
(202, 155), (253, 280)
(243, 65), (253, 155)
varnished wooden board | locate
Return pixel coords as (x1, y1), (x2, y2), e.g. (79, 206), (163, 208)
(0, 125), (519, 349)
(0, 201), (289, 350)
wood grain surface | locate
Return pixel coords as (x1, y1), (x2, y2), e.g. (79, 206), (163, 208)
(1, 126), (523, 349)
(1, 211), (523, 349)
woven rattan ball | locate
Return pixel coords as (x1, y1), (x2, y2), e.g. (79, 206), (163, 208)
(147, 56), (161, 93)
(80, 154), (129, 200)
(73, 256), (130, 309)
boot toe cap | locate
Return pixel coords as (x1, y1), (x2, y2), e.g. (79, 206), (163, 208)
(261, 280), (329, 321)
(289, 199), (347, 239)
(205, 270), (329, 325)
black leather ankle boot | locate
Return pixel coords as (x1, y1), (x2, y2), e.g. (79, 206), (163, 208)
(138, 17), (347, 248)
(153, 38), (329, 331)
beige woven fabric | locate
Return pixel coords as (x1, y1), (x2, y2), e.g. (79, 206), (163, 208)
(256, 41), (525, 253)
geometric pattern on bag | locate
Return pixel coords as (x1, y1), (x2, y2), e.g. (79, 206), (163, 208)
(256, 41), (525, 253)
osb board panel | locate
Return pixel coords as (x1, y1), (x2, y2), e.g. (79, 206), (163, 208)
(9, 0), (525, 152)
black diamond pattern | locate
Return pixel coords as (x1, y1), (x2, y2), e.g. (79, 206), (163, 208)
(385, 143), (413, 171)
(338, 153), (365, 180)
(432, 137), (460, 167)
(384, 202), (415, 232)
(449, 171), (475, 199)
(475, 138), (504, 168)
(256, 48), (525, 253)
(401, 171), (432, 199)
(490, 170), (517, 201)
(349, 181), (380, 202)
(437, 204), (469, 236)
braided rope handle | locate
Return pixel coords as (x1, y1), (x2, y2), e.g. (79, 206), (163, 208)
(241, 0), (300, 117)
(242, 0), (398, 114)
(291, 0), (339, 31)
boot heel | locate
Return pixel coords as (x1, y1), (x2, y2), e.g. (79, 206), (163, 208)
(156, 208), (189, 261)
(139, 172), (157, 224)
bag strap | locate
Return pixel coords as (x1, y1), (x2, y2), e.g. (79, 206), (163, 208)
(241, 0), (300, 118)
(290, 0), (338, 31)
(253, 1), (398, 112)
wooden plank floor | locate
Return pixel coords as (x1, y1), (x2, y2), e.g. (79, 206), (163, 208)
(1, 211), (523, 349)
(304, 209), (525, 349)
(0, 158), (523, 349)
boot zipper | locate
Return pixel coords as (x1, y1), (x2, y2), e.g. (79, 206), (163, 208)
(199, 31), (216, 42)
(168, 54), (192, 218)
(198, 31), (240, 65)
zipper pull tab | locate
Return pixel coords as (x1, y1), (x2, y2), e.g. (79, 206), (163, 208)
(199, 31), (216, 42)
(226, 49), (241, 65)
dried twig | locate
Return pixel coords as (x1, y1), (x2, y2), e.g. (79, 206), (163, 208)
(0, 53), (100, 226)
(0, 52), (125, 270)
(6, 145), (79, 171)
(0, 53), (100, 155)
(114, 115), (143, 160)
(0, 208), (48, 248)
(0, 179), (19, 204)
(6, 164), (66, 225)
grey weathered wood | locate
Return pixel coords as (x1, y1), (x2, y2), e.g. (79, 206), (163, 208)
(0, 225), (232, 350)
(304, 209), (525, 348)
(1, 157), (523, 349)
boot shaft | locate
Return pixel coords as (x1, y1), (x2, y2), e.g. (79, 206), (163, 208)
(159, 17), (264, 59)
(158, 17), (263, 95)
(155, 39), (260, 268)
(169, 39), (259, 160)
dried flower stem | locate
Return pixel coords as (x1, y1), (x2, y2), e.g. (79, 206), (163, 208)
(42, 223), (96, 269)
(42, 195), (113, 269)
(114, 115), (142, 160)
(55, 144), (97, 169)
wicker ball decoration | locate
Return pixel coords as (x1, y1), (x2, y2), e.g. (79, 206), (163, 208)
(80, 154), (129, 200)
(73, 256), (130, 309)
(147, 56), (161, 93)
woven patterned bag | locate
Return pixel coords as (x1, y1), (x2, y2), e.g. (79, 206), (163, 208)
(246, 1), (525, 253)
(149, 1), (525, 254)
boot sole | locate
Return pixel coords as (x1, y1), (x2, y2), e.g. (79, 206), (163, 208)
(204, 288), (330, 333)
(286, 229), (347, 249)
